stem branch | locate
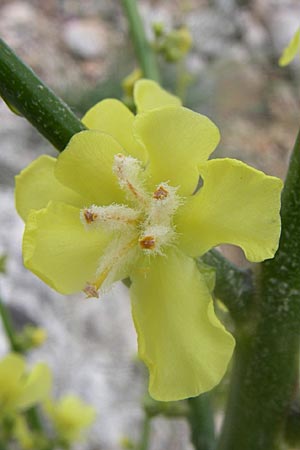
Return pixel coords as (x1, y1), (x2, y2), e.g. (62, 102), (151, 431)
(122, 0), (160, 81)
(201, 249), (254, 322)
(0, 295), (21, 352)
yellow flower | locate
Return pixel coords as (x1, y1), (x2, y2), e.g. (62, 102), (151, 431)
(122, 68), (143, 97)
(15, 80), (282, 401)
(44, 395), (96, 444)
(23, 325), (47, 348)
(13, 416), (35, 449)
(0, 353), (52, 414)
(279, 28), (300, 66)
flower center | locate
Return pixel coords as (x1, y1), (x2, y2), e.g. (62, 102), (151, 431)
(80, 154), (182, 297)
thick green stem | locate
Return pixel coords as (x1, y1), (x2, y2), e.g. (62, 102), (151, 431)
(202, 249), (254, 323)
(0, 38), (86, 151)
(218, 130), (300, 450)
(122, 0), (160, 81)
(188, 394), (215, 450)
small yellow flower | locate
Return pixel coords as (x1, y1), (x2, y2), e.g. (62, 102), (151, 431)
(122, 68), (143, 97)
(23, 325), (47, 348)
(15, 80), (282, 401)
(44, 395), (96, 444)
(0, 353), (52, 414)
(13, 416), (35, 449)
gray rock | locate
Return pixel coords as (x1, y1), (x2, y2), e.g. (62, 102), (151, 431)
(186, 7), (236, 58)
(63, 19), (109, 59)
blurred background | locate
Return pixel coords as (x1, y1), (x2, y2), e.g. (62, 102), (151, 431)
(0, 0), (299, 449)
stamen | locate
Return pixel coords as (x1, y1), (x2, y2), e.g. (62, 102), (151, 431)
(83, 209), (98, 224)
(139, 225), (175, 255)
(84, 283), (100, 299)
(113, 153), (148, 205)
(83, 236), (138, 298)
(153, 185), (169, 200)
(139, 235), (156, 250)
(81, 205), (140, 231)
(148, 182), (182, 226)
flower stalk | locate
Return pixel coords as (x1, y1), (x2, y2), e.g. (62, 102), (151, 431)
(138, 413), (151, 450)
(187, 394), (215, 450)
(0, 295), (21, 353)
(201, 249), (254, 323)
(122, 0), (160, 82)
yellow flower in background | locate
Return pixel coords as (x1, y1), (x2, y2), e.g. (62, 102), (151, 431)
(279, 28), (300, 66)
(13, 416), (35, 450)
(0, 353), (51, 414)
(44, 395), (96, 444)
(122, 68), (143, 97)
(15, 80), (282, 401)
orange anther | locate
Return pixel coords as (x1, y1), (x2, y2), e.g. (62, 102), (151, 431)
(84, 209), (98, 224)
(139, 236), (156, 250)
(153, 185), (169, 200)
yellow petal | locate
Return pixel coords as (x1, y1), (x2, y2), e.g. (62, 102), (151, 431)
(176, 158), (283, 262)
(16, 363), (52, 410)
(82, 99), (146, 162)
(55, 130), (125, 206)
(279, 28), (300, 67)
(45, 395), (95, 443)
(130, 248), (235, 401)
(134, 79), (181, 113)
(23, 201), (110, 294)
(0, 353), (25, 383)
(15, 155), (85, 221)
(0, 354), (25, 409)
(134, 107), (220, 195)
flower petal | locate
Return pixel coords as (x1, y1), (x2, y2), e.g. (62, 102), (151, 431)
(176, 158), (283, 261)
(15, 155), (85, 221)
(279, 28), (300, 67)
(55, 130), (125, 205)
(23, 202), (110, 294)
(0, 354), (25, 386)
(45, 395), (96, 443)
(16, 363), (52, 410)
(134, 79), (181, 113)
(0, 354), (25, 410)
(134, 107), (220, 195)
(82, 99), (146, 162)
(130, 248), (235, 401)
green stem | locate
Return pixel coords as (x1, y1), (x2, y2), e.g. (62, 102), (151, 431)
(188, 394), (215, 450)
(122, 0), (160, 81)
(202, 249), (254, 322)
(217, 130), (300, 450)
(138, 413), (151, 450)
(0, 295), (21, 352)
(0, 295), (44, 433)
(0, 38), (86, 151)
(25, 407), (43, 433)
(284, 399), (300, 447)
